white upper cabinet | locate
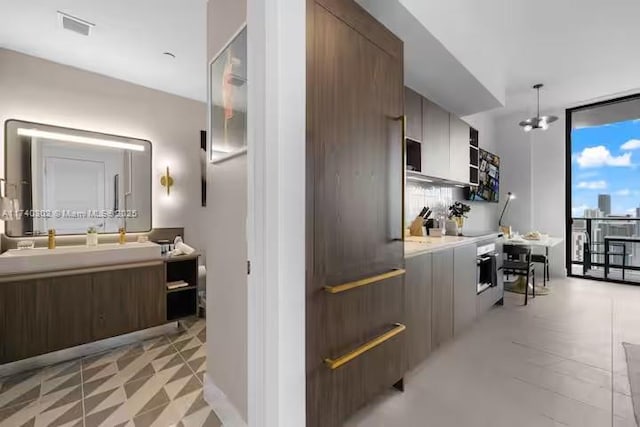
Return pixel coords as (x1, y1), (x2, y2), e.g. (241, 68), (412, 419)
(421, 98), (450, 179)
(449, 115), (470, 184)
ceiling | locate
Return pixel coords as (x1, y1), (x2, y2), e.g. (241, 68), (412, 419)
(1, 0), (638, 115)
(0, 0), (207, 102)
(501, 0), (640, 116)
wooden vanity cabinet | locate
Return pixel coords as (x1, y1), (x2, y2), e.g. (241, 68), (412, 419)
(0, 262), (165, 364)
(92, 264), (165, 340)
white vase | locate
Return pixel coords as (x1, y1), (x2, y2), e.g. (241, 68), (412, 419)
(445, 219), (458, 236)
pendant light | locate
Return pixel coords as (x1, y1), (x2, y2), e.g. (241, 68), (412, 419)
(519, 83), (558, 132)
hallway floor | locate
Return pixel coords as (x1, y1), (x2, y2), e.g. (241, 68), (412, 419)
(0, 319), (220, 427)
(346, 277), (639, 427)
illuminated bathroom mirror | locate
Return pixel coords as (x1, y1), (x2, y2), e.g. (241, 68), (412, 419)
(4, 120), (152, 236)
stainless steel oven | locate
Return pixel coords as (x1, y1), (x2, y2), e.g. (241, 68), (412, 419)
(477, 243), (499, 294)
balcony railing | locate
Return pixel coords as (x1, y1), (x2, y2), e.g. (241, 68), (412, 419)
(571, 217), (640, 283)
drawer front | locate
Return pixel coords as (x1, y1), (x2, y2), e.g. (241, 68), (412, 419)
(307, 321), (406, 427)
(307, 273), (406, 427)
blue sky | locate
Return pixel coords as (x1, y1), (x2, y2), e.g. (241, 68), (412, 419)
(572, 118), (640, 217)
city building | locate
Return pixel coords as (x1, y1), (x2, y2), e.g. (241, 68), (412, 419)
(598, 194), (611, 216)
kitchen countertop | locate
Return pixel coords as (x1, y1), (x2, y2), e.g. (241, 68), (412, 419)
(405, 233), (502, 257)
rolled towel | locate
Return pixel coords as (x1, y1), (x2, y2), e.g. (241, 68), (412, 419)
(175, 241), (196, 255)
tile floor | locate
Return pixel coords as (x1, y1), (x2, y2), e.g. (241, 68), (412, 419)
(3, 277), (639, 427)
(346, 277), (639, 427)
(0, 318), (219, 427)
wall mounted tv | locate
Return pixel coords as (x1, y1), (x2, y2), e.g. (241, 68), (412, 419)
(465, 148), (500, 203)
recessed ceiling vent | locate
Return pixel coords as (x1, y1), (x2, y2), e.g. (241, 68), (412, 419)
(58, 11), (95, 36)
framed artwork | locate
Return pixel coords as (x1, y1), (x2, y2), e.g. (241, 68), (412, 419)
(467, 148), (500, 203)
(208, 24), (247, 163)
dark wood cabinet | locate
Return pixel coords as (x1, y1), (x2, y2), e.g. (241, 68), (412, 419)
(431, 249), (454, 349)
(92, 264), (165, 340)
(43, 275), (94, 354)
(306, 0), (405, 425)
(405, 87), (423, 142)
(0, 262), (165, 364)
(405, 253), (433, 370)
(0, 279), (47, 363)
(0, 274), (93, 363)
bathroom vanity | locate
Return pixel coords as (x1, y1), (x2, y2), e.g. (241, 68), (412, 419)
(0, 120), (199, 364)
(0, 246), (199, 364)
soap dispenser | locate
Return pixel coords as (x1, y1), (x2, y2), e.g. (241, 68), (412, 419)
(47, 229), (56, 249)
(118, 227), (126, 245)
(86, 227), (98, 247)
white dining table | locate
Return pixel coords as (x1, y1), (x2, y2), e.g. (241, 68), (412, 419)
(503, 236), (563, 286)
(504, 236), (564, 260)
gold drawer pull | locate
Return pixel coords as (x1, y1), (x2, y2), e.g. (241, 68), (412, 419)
(324, 269), (405, 294)
(324, 323), (406, 370)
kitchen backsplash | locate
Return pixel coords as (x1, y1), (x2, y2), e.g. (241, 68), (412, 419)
(406, 181), (497, 231)
(405, 182), (459, 224)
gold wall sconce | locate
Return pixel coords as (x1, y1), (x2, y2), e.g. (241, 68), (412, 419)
(160, 166), (174, 195)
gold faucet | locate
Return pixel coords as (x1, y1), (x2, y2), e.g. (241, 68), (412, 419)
(47, 229), (56, 249)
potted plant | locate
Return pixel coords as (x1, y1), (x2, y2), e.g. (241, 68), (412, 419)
(447, 201), (471, 236)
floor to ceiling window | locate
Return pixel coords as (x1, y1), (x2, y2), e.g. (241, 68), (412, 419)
(567, 95), (640, 284)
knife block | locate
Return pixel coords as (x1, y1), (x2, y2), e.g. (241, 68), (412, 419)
(409, 217), (425, 236)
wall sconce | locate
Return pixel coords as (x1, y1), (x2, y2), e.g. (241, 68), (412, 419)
(160, 166), (174, 196)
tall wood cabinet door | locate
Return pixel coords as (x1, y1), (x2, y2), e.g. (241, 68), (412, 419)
(0, 279), (47, 363)
(405, 253), (433, 370)
(92, 264), (165, 340)
(449, 115), (470, 183)
(431, 249), (454, 348)
(307, 1), (405, 426)
(405, 87), (423, 142)
(422, 98), (451, 179)
(453, 244), (477, 335)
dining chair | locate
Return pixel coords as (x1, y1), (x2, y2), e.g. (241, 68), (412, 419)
(531, 252), (549, 286)
(503, 244), (536, 305)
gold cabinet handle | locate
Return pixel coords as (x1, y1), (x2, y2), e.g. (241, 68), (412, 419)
(324, 323), (406, 370)
(323, 269), (405, 294)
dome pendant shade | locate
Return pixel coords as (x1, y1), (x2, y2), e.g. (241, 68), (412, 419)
(519, 84), (558, 132)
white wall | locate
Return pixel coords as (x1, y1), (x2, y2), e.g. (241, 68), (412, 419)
(494, 110), (567, 278)
(204, 0), (249, 422)
(246, 0), (307, 424)
(0, 48), (207, 250)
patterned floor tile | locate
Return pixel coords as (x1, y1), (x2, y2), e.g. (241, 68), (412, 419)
(0, 318), (215, 427)
(0, 399), (39, 427)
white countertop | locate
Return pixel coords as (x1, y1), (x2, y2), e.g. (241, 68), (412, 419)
(405, 233), (502, 257)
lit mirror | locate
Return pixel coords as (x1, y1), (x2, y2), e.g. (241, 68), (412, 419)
(4, 120), (152, 236)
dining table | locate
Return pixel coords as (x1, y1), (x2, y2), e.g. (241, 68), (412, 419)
(503, 235), (564, 283)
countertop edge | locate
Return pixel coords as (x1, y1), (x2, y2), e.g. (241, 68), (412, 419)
(405, 233), (503, 258)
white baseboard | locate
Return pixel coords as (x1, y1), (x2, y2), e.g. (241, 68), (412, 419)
(203, 374), (247, 427)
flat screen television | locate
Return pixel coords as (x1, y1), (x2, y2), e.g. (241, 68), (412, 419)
(465, 148), (500, 203)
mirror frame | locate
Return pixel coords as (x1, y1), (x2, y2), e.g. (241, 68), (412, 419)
(3, 119), (154, 237)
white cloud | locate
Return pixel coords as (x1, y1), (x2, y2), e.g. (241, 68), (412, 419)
(576, 171), (599, 180)
(576, 146), (632, 168)
(576, 180), (607, 190)
(615, 189), (631, 196)
(621, 139), (640, 150)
